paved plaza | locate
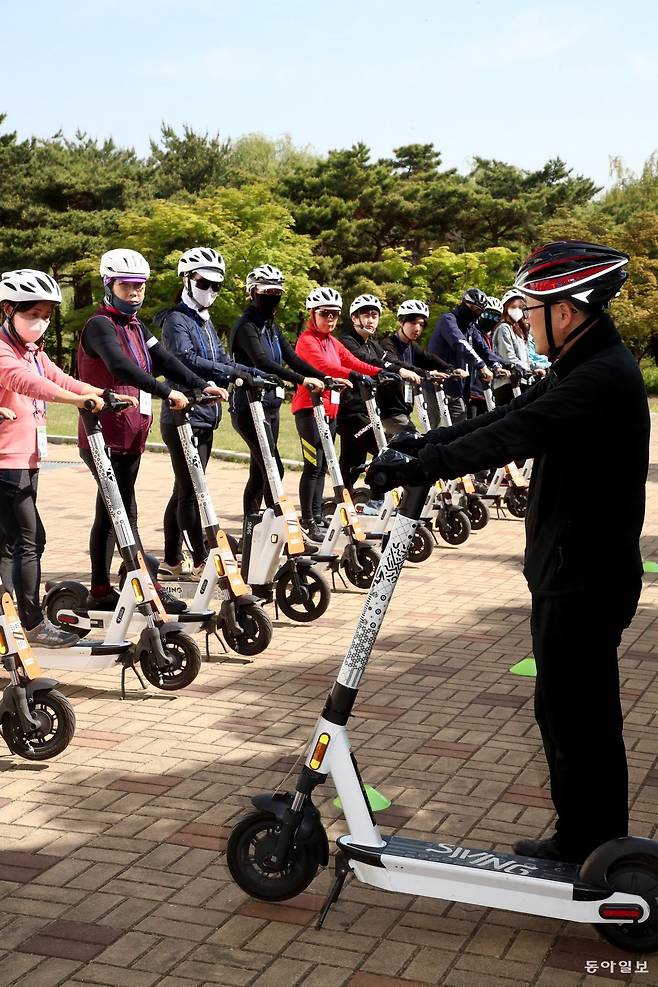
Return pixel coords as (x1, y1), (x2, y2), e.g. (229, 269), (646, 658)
(1, 428), (657, 987)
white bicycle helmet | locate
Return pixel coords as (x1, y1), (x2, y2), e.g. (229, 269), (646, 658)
(100, 248), (150, 282)
(501, 288), (525, 307)
(397, 299), (429, 319)
(306, 286), (343, 310)
(246, 264), (285, 295)
(485, 295), (504, 315)
(349, 293), (382, 316)
(0, 270), (62, 305)
(177, 247), (225, 282)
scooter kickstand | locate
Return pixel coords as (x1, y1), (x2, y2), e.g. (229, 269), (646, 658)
(316, 852), (351, 930)
(120, 662), (148, 700)
(205, 629), (228, 659)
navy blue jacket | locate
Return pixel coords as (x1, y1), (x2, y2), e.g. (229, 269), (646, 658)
(428, 306), (487, 398)
(467, 323), (512, 403)
(155, 302), (253, 430)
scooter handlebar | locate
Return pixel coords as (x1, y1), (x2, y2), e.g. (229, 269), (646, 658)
(84, 390), (133, 413)
(233, 374), (281, 391)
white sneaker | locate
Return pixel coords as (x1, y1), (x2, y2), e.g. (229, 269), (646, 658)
(190, 561), (206, 582)
(159, 558), (192, 578)
(361, 500), (384, 516)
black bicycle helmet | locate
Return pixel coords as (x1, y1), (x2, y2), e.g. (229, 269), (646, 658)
(462, 287), (489, 310)
(514, 241), (629, 309)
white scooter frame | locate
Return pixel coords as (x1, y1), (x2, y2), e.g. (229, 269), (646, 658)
(478, 383), (529, 518)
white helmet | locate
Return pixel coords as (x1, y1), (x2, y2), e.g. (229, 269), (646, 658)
(397, 299), (429, 319)
(100, 248), (150, 281)
(306, 286), (342, 310)
(350, 293), (382, 317)
(178, 247), (225, 282)
(0, 269), (62, 305)
(501, 288), (525, 307)
(485, 295), (504, 315)
(246, 264), (285, 295)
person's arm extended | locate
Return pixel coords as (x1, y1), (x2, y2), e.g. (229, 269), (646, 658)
(412, 342), (454, 372)
(234, 321), (303, 385)
(438, 313), (485, 369)
(160, 314), (231, 382)
(278, 331), (325, 379)
(83, 317), (172, 398)
(491, 325), (518, 366)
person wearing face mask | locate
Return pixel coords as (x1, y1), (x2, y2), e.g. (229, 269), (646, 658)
(155, 247), (254, 578)
(291, 287), (383, 542)
(0, 270), (106, 647)
(490, 289), (536, 404)
(77, 249), (224, 613)
(379, 300), (460, 438)
(337, 294), (422, 498)
(229, 265), (325, 517)
(428, 288), (495, 423)
(463, 296), (514, 417)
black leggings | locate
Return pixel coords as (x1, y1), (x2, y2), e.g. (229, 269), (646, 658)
(338, 421), (379, 494)
(231, 406), (283, 516)
(80, 448), (142, 588)
(0, 469), (45, 630)
(295, 409), (337, 521)
(161, 423), (213, 567)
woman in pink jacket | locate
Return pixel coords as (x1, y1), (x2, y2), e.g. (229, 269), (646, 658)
(291, 287), (382, 541)
(0, 270), (105, 647)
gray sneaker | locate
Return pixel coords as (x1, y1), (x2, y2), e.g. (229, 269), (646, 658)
(25, 618), (79, 649)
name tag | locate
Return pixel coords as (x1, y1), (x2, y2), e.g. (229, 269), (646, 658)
(330, 389), (341, 406)
(404, 384), (413, 405)
(37, 425), (48, 459)
(139, 390), (152, 416)
(275, 386), (285, 400)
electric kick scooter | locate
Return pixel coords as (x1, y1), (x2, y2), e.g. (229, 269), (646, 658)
(43, 394), (201, 697)
(510, 368), (535, 483)
(236, 376), (331, 623)
(413, 382), (472, 546)
(227, 447), (658, 953)
(478, 382), (529, 519)
(305, 381), (381, 591)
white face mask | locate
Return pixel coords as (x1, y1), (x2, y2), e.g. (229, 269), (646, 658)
(191, 283), (219, 309)
(508, 306), (524, 323)
(13, 314), (50, 343)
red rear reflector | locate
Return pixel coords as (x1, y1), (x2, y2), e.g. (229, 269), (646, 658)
(599, 905), (643, 921)
(58, 614), (78, 624)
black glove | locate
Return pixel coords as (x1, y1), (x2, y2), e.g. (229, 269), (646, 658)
(365, 449), (429, 495)
(388, 430), (428, 455)
(348, 371), (375, 387)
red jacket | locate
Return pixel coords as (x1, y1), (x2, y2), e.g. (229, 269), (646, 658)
(291, 327), (380, 418)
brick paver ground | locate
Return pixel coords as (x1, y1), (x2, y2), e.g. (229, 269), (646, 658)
(1, 425), (657, 987)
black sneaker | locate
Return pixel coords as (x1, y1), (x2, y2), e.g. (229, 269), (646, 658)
(86, 589), (120, 611)
(301, 520), (325, 543)
(313, 515), (331, 529)
(157, 585), (188, 614)
(513, 836), (583, 864)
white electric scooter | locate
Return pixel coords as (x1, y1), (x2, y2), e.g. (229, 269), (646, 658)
(43, 395), (201, 698)
(227, 447), (658, 953)
(236, 375), (331, 623)
(478, 382), (529, 518)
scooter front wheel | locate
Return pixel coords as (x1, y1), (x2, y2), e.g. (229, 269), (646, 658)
(344, 544), (380, 589)
(465, 496), (490, 531)
(594, 856), (658, 953)
(223, 604), (273, 657)
(140, 632), (201, 691)
(227, 810), (322, 901)
(2, 689), (76, 760)
(275, 567), (330, 623)
(407, 524), (434, 563)
(436, 509), (471, 546)
(505, 487), (528, 518)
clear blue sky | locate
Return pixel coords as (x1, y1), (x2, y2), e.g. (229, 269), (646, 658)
(4, 0), (656, 189)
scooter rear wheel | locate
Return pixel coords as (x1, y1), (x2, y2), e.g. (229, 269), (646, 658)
(465, 496), (490, 531)
(407, 524), (434, 563)
(223, 604), (273, 657)
(505, 487), (528, 518)
(436, 509), (471, 546)
(275, 567), (330, 623)
(344, 544), (380, 589)
(594, 856), (658, 952)
(140, 632), (201, 690)
(45, 585), (89, 639)
(227, 810), (322, 901)
(2, 689), (76, 760)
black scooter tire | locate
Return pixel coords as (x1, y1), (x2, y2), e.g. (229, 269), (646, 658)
(275, 567), (330, 623)
(505, 487), (528, 518)
(407, 524), (434, 563)
(45, 585), (89, 639)
(436, 509), (471, 546)
(140, 632), (201, 691)
(223, 604), (273, 657)
(594, 856), (658, 953)
(343, 545), (380, 589)
(465, 496), (490, 531)
(227, 810), (322, 901)
(2, 689), (76, 760)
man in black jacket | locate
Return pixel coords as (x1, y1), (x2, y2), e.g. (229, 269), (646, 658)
(337, 294), (421, 494)
(370, 242), (649, 864)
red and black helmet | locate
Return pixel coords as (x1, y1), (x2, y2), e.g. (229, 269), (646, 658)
(514, 241), (629, 309)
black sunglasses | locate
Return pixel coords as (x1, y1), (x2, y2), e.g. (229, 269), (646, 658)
(317, 309), (341, 319)
(194, 277), (222, 292)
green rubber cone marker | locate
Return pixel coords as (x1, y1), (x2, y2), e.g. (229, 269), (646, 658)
(643, 560), (658, 573)
(334, 784), (391, 812)
(509, 655), (536, 677)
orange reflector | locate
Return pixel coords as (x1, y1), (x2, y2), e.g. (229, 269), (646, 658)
(309, 733), (330, 770)
(131, 578), (144, 604)
(392, 490), (400, 507)
(599, 905), (643, 921)
(0, 628), (7, 655)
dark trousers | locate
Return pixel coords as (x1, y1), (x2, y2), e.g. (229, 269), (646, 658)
(295, 409), (337, 521)
(0, 468), (45, 629)
(338, 421), (379, 494)
(80, 448), (142, 588)
(231, 406), (283, 516)
(161, 423), (213, 566)
(530, 591), (639, 857)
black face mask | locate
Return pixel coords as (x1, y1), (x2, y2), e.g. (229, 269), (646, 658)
(253, 294), (280, 319)
(456, 302), (478, 329)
